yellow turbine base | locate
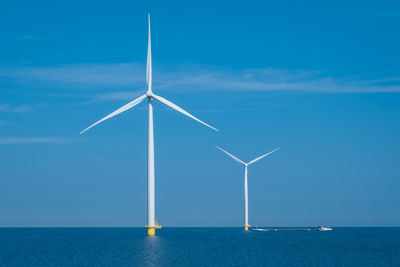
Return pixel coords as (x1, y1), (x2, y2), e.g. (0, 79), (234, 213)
(244, 226), (249, 231)
(146, 224), (162, 236)
(147, 227), (156, 236)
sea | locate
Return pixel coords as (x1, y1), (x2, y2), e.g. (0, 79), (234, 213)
(0, 227), (399, 266)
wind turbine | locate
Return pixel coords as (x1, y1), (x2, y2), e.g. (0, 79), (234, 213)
(215, 146), (279, 231)
(81, 14), (218, 236)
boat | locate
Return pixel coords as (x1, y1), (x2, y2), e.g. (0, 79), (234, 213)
(251, 228), (272, 232)
(250, 226), (333, 232)
(312, 226), (333, 231)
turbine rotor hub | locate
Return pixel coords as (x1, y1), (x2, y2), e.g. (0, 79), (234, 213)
(146, 91), (153, 98)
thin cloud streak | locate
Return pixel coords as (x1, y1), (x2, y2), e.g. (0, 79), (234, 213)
(1, 63), (400, 98)
(94, 91), (143, 101)
(24, 34), (36, 40)
(0, 137), (80, 144)
(0, 63), (145, 89)
(0, 103), (44, 113)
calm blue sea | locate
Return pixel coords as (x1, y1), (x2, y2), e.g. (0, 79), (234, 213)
(0, 227), (399, 266)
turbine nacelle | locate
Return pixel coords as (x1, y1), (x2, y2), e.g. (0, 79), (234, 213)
(215, 146), (279, 168)
(215, 146), (279, 167)
(146, 91), (154, 98)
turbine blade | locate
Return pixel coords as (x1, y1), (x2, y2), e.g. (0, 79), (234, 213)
(247, 147), (280, 166)
(152, 94), (219, 132)
(80, 94), (147, 134)
(146, 14), (152, 91)
(215, 146), (245, 165)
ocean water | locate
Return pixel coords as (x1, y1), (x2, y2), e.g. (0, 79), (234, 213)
(0, 227), (399, 266)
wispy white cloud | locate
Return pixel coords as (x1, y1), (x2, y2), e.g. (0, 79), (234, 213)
(0, 63), (144, 89)
(24, 34), (36, 40)
(94, 91), (142, 101)
(356, 76), (400, 85)
(1, 63), (400, 97)
(0, 137), (80, 144)
(0, 103), (44, 113)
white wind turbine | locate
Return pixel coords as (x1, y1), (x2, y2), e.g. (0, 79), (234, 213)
(81, 14), (218, 236)
(215, 146), (279, 230)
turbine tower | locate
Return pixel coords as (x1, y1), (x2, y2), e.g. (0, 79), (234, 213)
(215, 146), (279, 231)
(81, 14), (218, 236)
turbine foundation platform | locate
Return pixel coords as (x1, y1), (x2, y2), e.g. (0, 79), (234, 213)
(244, 225), (250, 231)
(146, 225), (162, 236)
(147, 227), (156, 236)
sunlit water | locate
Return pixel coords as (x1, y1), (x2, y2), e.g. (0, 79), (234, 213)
(0, 227), (399, 266)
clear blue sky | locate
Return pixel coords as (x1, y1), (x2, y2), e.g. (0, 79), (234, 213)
(1, 0), (399, 227)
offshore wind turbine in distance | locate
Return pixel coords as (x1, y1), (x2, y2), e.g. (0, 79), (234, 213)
(80, 14), (218, 236)
(215, 146), (279, 231)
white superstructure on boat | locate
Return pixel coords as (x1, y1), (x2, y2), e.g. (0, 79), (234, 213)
(313, 226), (333, 231)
